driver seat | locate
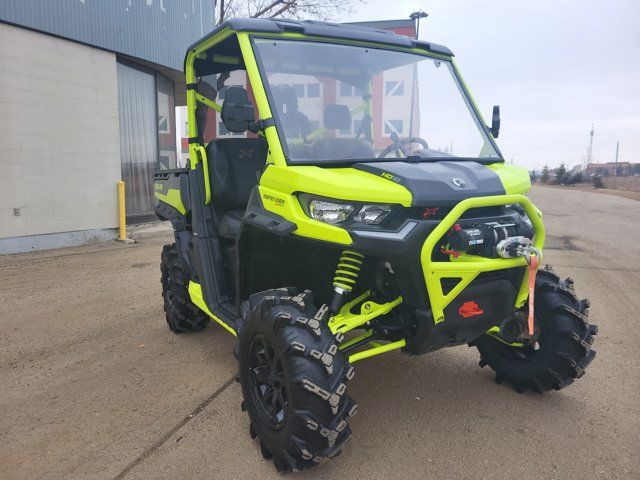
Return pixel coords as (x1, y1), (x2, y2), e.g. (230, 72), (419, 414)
(205, 137), (268, 239)
(312, 104), (373, 160)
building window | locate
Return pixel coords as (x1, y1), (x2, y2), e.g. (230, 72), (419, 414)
(117, 62), (176, 220)
(384, 119), (403, 135)
(307, 83), (320, 98)
(159, 154), (171, 170)
(293, 83), (305, 97)
(338, 82), (363, 97)
(158, 116), (169, 133)
(156, 73), (177, 170)
(339, 81), (352, 97)
(385, 80), (404, 96)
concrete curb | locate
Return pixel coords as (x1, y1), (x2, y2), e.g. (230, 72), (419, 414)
(127, 221), (174, 241)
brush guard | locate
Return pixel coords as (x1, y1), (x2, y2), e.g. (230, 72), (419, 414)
(421, 194), (545, 325)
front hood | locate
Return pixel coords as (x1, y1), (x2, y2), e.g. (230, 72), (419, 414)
(354, 161), (506, 206)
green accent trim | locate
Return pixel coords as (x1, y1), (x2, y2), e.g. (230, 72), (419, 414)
(486, 163), (531, 195)
(188, 281), (237, 336)
(258, 185), (353, 245)
(195, 92), (222, 112)
(154, 188), (186, 215)
(420, 194), (545, 324)
(260, 165), (413, 207)
(486, 326), (525, 348)
(335, 269), (359, 277)
(348, 339), (406, 363)
(185, 28), (236, 170)
(238, 33), (287, 166)
(329, 291), (403, 334)
(342, 250), (365, 258)
(212, 54), (240, 64)
(334, 275), (357, 284)
(194, 145), (211, 205)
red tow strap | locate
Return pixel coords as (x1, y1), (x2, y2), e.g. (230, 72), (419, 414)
(527, 255), (540, 336)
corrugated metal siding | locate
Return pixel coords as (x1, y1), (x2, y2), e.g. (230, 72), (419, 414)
(0, 0), (214, 72)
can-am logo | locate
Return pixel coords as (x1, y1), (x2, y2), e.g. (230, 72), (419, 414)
(451, 177), (468, 188)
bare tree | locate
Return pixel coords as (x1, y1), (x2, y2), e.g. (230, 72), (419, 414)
(217, 0), (366, 25)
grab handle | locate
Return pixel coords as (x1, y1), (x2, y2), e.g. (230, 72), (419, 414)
(194, 145), (211, 205)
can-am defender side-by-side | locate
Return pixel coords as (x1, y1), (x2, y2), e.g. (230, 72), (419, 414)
(154, 19), (597, 472)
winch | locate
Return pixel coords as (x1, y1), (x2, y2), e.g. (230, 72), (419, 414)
(444, 219), (542, 336)
(446, 220), (534, 259)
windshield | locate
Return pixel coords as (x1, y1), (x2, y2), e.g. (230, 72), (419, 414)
(253, 39), (501, 164)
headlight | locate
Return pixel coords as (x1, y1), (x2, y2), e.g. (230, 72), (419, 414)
(309, 200), (354, 224)
(354, 204), (392, 224)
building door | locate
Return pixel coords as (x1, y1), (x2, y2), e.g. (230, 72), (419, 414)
(117, 62), (158, 223)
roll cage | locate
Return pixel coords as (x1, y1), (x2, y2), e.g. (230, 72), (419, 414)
(183, 19), (503, 172)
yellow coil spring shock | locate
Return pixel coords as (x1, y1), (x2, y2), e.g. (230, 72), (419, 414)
(330, 250), (365, 313)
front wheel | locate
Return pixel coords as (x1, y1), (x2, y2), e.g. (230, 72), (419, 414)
(474, 266), (597, 393)
(238, 289), (356, 472)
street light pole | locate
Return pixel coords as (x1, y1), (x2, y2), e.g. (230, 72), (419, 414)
(613, 141), (620, 188)
(410, 11), (428, 39)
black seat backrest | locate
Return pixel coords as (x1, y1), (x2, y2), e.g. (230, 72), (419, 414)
(272, 85), (311, 139)
(205, 138), (268, 211)
(324, 104), (351, 130)
(312, 104), (374, 160)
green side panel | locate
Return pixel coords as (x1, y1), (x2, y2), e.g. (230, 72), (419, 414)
(261, 165), (413, 206)
(258, 185), (353, 245)
(154, 175), (186, 215)
(258, 165), (413, 245)
(486, 163), (531, 195)
(188, 281), (237, 336)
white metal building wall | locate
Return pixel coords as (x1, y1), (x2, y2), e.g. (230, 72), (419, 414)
(0, 23), (121, 253)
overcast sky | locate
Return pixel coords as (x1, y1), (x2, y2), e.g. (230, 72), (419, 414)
(348, 0), (640, 170)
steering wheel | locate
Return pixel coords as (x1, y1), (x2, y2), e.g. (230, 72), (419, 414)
(378, 131), (429, 158)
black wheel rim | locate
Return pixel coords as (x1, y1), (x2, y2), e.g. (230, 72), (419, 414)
(493, 314), (545, 364)
(248, 334), (288, 430)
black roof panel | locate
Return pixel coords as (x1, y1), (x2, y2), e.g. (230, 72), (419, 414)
(186, 17), (453, 57)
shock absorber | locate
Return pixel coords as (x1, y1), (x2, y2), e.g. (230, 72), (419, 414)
(329, 250), (364, 313)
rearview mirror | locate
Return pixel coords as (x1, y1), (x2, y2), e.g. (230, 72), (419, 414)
(221, 86), (255, 133)
(490, 105), (500, 138)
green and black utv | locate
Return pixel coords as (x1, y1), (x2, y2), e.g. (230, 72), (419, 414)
(154, 18), (597, 472)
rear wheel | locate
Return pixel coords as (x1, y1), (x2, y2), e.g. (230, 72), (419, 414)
(160, 243), (209, 332)
(238, 288), (356, 472)
(474, 265), (597, 393)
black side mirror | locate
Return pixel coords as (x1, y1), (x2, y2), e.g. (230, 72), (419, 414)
(490, 105), (500, 138)
(221, 86), (255, 133)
